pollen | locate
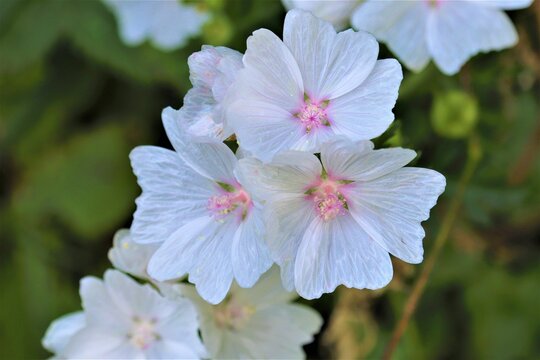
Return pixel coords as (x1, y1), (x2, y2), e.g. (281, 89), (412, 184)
(214, 297), (255, 330)
(208, 184), (252, 221)
(306, 178), (350, 221)
(295, 96), (331, 133)
(128, 316), (160, 350)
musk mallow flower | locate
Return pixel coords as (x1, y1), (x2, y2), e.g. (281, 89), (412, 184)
(281, 0), (360, 30)
(130, 107), (272, 304)
(162, 267), (323, 359)
(242, 139), (446, 299)
(181, 45), (243, 141)
(103, 0), (208, 50)
(42, 270), (206, 359)
(108, 229), (158, 280)
(351, 0), (533, 75)
(225, 9), (403, 162)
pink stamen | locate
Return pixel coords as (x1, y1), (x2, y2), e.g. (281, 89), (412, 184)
(208, 186), (252, 221)
(306, 178), (349, 221)
(295, 96), (330, 133)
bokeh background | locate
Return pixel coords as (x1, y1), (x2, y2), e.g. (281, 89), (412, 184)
(1, 0), (539, 359)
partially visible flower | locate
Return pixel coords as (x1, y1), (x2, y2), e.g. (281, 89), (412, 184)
(242, 139), (446, 299)
(226, 9), (402, 162)
(42, 312), (85, 358)
(43, 270), (206, 359)
(352, 0), (533, 75)
(103, 0), (208, 50)
(181, 46), (243, 141)
(282, 0), (360, 29)
(108, 229), (159, 280)
(130, 107), (272, 304)
(163, 267), (322, 359)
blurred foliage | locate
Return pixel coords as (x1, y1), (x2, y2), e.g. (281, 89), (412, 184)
(0, 0), (539, 359)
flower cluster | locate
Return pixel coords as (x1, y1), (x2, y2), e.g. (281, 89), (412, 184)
(284, 0), (532, 75)
(43, 8), (448, 359)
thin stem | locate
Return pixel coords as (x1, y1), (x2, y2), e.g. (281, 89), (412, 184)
(382, 135), (482, 360)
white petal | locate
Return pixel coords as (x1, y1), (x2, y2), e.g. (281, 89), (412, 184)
(148, 2), (207, 50)
(103, 270), (178, 319)
(231, 206), (273, 288)
(226, 99), (305, 162)
(294, 214), (393, 299)
(145, 340), (204, 359)
(257, 151), (322, 194)
(427, 2), (518, 75)
(104, 0), (150, 46)
(108, 229), (158, 279)
(352, 2), (431, 72)
(329, 59), (402, 140)
(162, 107), (238, 182)
(284, 9), (379, 99)
(321, 140), (416, 181)
(62, 327), (132, 359)
(79, 276), (130, 331)
(235, 304), (322, 358)
(233, 266), (297, 309)
(282, 0), (359, 30)
(211, 47), (244, 102)
(347, 168), (446, 263)
(240, 28), (304, 112)
(42, 312), (85, 355)
(467, 0), (533, 10)
(130, 145), (214, 244)
(266, 194), (317, 291)
(148, 216), (236, 304)
(157, 303), (206, 354)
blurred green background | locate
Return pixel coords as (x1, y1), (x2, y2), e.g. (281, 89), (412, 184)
(1, 0), (539, 359)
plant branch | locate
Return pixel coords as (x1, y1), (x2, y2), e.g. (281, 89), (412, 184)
(382, 135), (482, 360)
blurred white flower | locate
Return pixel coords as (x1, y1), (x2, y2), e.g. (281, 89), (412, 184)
(43, 270), (206, 359)
(108, 228), (158, 280)
(181, 46), (243, 141)
(281, 0), (360, 29)
(163, 267), (322, 359)
(130, 107), (272, 304)
(242, 139), (446, 299)
(226, 9), (402, 162)
(352, 0), (533, 75)
(103, 0), (208, 51)
(42, 312), (85, 358)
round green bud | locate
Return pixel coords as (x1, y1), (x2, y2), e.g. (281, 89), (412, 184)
(431, 90), (478, 139)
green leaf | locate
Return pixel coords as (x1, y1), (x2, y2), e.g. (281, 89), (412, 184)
(13, 124), (137, 239)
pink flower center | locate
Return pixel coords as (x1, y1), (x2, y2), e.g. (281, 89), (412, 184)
(214, 297), (254, 330)
(426, 0), (441, 7)
(306, 179), (349, 221)
(129, 317), (159, 350)
(208, 184), (252, 221)
(295, 96), (330, 133)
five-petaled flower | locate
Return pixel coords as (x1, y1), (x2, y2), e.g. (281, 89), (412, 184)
(226, 9), (402, 162)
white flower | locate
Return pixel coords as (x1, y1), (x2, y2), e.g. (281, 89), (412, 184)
(242, 139), (446, 299)
(164, 267), (322, 359)
(44, 270), (206, 359)
(351, 0), (533, 75)
(108, 229), (158, 280)
(225, 9), (402, 162)
(42, 312), (85, 358)
(282, 0), (360, 29)
(181, 45), (243, 141)
(130, 107), (273, 304)
(103, 0), (208, 51)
